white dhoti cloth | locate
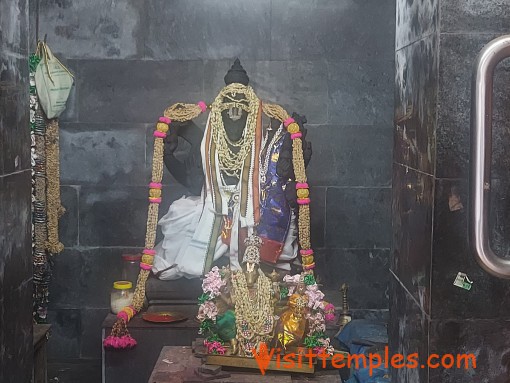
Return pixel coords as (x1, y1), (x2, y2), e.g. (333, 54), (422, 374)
(152, 197), (298, 280)
(152, 103), (298, 281)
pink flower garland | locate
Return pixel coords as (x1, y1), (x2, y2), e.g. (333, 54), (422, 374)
(202, 266), (225, 298)
(324, 303), (336, 322)
(103, 335), (137, 350)
(197, 300), (219, 322)
(305, 284), (325, 310)
(203, 340), (226, 355)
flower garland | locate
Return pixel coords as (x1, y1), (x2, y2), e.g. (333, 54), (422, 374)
(197, 266), (229, 354)
(261, 103), (315, 275)
(104, 101), (208, 349)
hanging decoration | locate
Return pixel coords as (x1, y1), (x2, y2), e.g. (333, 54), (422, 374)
(30, 41), (70, 322)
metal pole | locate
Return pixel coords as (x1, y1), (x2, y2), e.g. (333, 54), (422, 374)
(469, 35), (510, 279)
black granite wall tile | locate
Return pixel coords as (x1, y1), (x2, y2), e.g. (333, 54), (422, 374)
(395, 0), (438, 51)
(0, 63), (30, 176)
(203, 60), (329, 124)
(394, 34), (438, 175)
(328, 60), (394, 126)
(28, 0), (37, 53)
(431, 179), (510, 320)
(0, 2), (31, 380)
(80, 308), (110, 358)
(78, 185), (185, 247)
(0, 172), (33, 383)
(306, 125), (392, 187)
(325, 187), (392, 248)
(50, 248), (125, 309)
(436, 33), (510, 179)
(271, 0), (395, 61)
(389, 277), (429, 383)
(0, 275), (33, 383)
(310, 187), (325, 249)
(59, 186), (79, 247)
(37, 0), (144, 59)
(78, 186), (148, 247)
(429, 319), (510, 383)
(77, 60), (204, 124)
(391, 164), (433, 314)
(145, 0), (270, 60)
(0, 0), (28, 54)
(316, 248), (390, 309)
(441, 0), (510, 34)
(60, 123), (148, 186)
(47, 309), (81, 359)
(0, 54), (28, 86)
(0, 171), (32, 304)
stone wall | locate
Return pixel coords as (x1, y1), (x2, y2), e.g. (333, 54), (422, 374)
(392, 0), (510, 381)
(34, 0), (396, 372)
(0, 0), (33, 382)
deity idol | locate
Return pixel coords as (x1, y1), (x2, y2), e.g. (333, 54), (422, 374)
(104, 60), (333, 356)
(152, 60), (311, 280)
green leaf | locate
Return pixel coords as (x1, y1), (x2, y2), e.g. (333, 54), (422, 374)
(280, 286), (289, 300)
(198, 293), (211, 304)
(304, 275), (316, 286)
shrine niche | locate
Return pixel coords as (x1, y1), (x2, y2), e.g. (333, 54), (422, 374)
(103, 59), (337, 368)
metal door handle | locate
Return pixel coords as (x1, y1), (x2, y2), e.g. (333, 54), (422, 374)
(469, 35), (510, 279)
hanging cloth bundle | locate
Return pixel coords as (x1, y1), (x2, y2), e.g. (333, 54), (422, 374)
(34, 41), (74, 119)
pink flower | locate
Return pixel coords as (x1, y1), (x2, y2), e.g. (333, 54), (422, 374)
(319, 337), (330, 347)
(305, 285), (325, 310)
(204, 340), (226, 355)
(306, 312), (326, 334)
(202, 266), (226, 298)
(313, 346), (325, 354)
(103, 335), (137, 350)
(283, 274), (301, 284)
(197, 301), (218, 321)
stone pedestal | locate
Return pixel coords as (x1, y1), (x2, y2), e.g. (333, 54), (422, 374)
(149, 346), (343, 383)
(102, 305), (199, 383)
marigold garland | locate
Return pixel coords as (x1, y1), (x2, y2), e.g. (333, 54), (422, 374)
(262, 102), (314, 276)
(45, 119), (65, 254)
(104, 102), (207, 350)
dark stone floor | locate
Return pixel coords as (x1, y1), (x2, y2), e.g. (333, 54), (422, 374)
(48, 360), (101, 383)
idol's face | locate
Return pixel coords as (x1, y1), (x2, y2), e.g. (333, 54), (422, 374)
(245, 264), (259, 287)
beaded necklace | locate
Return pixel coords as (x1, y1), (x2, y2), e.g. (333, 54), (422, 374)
(209, 83), (259, 177)
(231, 271), (273, 354)
(259, 124), (284, 185)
